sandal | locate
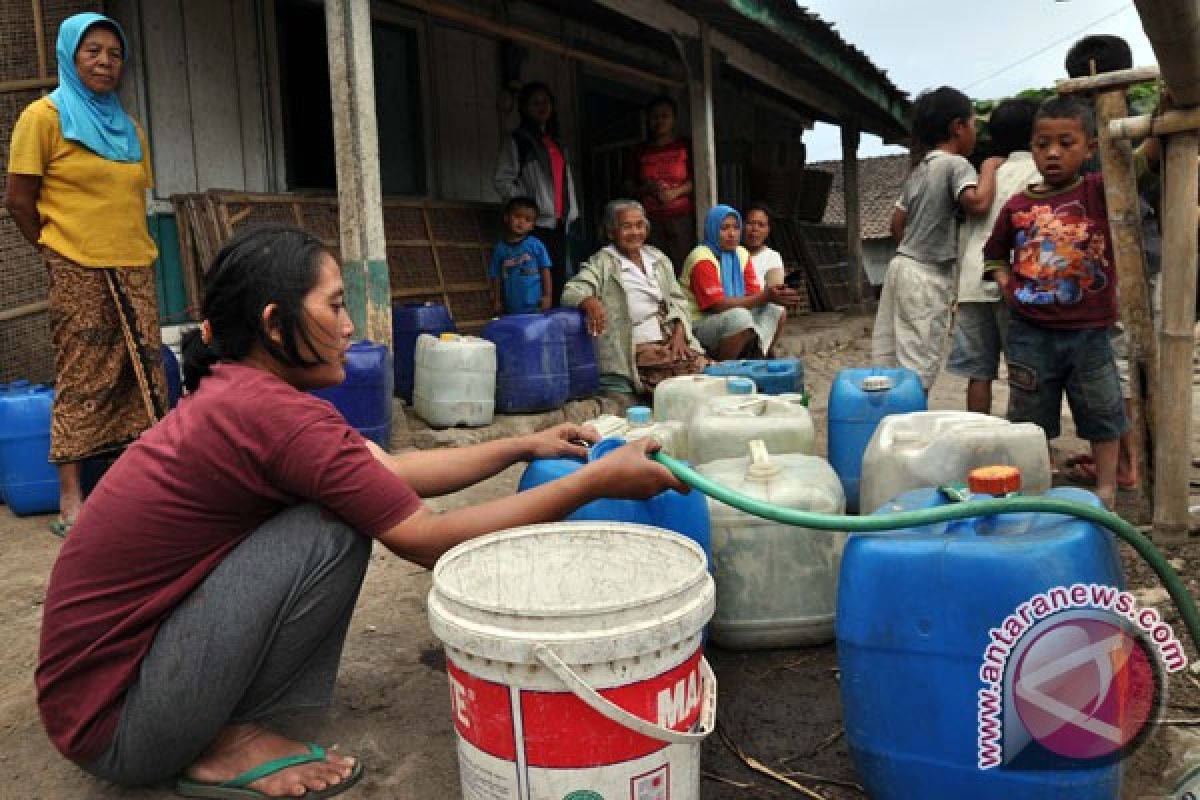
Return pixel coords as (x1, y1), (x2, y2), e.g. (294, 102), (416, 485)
(48, 519), (72, 538)
(1062, 461), (1137, 491)
(175, 743), (363, 799)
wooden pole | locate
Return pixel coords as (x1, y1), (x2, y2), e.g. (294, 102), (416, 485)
(841, 124), (864, 306)
(31, 0), (47, 80)
(677, 24), (717, 234)
(1056, 66), (1161, 95)
(1133, 0), (1200, 106)
(1093, 89), (1157, 523)
(325, 0), (392, 347)
(1153, 128), (1199, 542)
(0, 301), (48, 323)
(1109, 107), (1200, 141)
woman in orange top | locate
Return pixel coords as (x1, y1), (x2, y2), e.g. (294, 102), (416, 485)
(4, 12), (165, 536)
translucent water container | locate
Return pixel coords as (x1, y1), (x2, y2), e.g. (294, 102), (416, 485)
(697, 441), (846, 648)
(579, 414), (628, 440)
(837, 481), (1122, 799)
(311, 340), (393, 448)
(653, 374), (755, 459)
(860, 411), (1052, 513)
(688, 393), (814, 466)
(622, 406), (686, 459)
(0, 384), (58, 515)
(827, 367), (925, 513)
(703, 357), (804, 395)
(413, 333), (497, 428)
(393, 302), (455, 402)
(518, 438), (711, 566)
(481, 313), (570, 413)
(543, 308), (599, 400)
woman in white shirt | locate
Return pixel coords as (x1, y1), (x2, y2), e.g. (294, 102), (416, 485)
(742, 202), (786, 288)
(561, 199), (708, 395)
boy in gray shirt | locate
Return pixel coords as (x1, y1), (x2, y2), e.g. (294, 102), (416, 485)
(872, 86), (1002, 389)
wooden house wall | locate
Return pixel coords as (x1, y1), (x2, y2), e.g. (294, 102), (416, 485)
(108, 0), (271, 204)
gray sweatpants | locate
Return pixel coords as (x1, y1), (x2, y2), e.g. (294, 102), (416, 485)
(84, 504), (372, 786)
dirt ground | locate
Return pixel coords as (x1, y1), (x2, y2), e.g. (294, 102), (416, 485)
(2, 313), (1199, 799)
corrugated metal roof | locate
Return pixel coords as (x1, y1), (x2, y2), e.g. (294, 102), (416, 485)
(680, 0), (910, 138)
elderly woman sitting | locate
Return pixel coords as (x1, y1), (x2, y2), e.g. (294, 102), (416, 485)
(562, 199), (708, 394)
(681, 205), (797, 360)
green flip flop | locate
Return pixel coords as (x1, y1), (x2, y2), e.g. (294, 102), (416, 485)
(175, 743), (363, 799)
(48, 519), (72, 538)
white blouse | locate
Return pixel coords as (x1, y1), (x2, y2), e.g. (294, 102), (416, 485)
(609, 245), (665, 345)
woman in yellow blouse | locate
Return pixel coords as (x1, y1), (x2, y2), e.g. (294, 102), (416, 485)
(4, 12), (166, 536)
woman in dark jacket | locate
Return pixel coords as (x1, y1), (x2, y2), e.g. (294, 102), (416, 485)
(494, 81), (579, 302)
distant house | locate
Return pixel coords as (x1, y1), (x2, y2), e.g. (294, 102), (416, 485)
(811, 154), (910, 287)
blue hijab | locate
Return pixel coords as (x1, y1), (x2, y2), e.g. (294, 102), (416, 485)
(703, 205), (745, 298)
(49, 13), (142, 163)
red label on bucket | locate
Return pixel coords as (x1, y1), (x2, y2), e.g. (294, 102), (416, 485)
(447, 662), (517, 760)
(447, 648), (703, 768)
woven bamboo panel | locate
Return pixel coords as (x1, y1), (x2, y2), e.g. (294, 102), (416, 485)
(176, 192), (502, 330)
(0, 310), (52, 383)
(0, 213), (46, 308)
(0, 88), (42, 197)
(382, 204), (425, 241)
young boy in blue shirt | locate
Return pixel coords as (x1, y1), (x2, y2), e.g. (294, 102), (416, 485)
(490, 196), (553, 315)
(983, 96), (1126, 508)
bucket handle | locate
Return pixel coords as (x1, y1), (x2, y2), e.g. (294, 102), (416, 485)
(532, 643), (717, 744)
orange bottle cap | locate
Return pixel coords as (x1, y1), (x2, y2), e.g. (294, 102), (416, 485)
(968, 465), (1022, 495)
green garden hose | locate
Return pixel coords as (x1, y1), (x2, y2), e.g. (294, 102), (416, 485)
(652, 450), (1200, 656)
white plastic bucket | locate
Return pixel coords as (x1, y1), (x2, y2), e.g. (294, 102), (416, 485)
(428, 523), (717, 800)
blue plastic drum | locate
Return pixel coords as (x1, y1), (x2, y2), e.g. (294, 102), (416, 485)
(837, 486), (1123, 799)
(543, 308), (599, 400)
(704, 358), (804, 395)
(481, 314), (569, 413)
(311, 340), (393, 448)
(827, 367), (925, 512)
(518, 437), (711, 567)
(0, 384), (59, 515)
(393, 302), (455, 403)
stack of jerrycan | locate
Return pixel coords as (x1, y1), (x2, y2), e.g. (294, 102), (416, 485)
(860, 411), (1052, 513)
(689, 392), (814, 465)
(703, 357), (804, 395)
(543, 308), (599, 400)
(482, 313), (569, 413)
(654, 374), (756, 461)
(696, 440), (845, 647)
(311, 340), (392, 448)
(518, 438), (711, 567)
(837, 466), (1123, 799)
(393, 302), (455, 403)
(827, 367), (925, 512)
(413, 333), (496, 428)
(0, 382), (59, 514)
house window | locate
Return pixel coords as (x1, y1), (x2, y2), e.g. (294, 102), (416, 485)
(276, 0), (426, 195)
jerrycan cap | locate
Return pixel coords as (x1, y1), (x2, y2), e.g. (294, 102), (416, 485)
(861, 374), (894, 392)
(968, 465), (1022, 496)
(626, 406), (653, 426)
(746, 439), (782, 481)
(728, 377), (756, 395)
(438, 332), (459, 341)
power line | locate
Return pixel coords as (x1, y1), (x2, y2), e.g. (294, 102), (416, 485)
(963, 2), (1134, 92)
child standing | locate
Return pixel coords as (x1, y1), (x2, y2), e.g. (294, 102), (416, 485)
(872, 86), (1002, 390)
(947, 97), (1041, 414)
(983, 96), (1126, 507)
(490, 197), (553, 316)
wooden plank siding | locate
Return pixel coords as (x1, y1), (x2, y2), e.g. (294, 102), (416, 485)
(115, 0), (271, 200)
